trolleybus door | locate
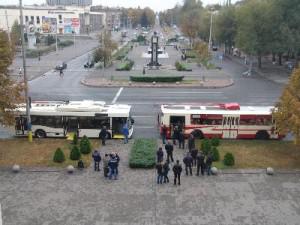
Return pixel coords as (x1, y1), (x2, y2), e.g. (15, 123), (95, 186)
(222, 115), (239, 139)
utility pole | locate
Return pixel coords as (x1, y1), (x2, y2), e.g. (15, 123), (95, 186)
(5, 10), (11, 44)
(208, 11), (213, 52)
(19, 0), (32, 142)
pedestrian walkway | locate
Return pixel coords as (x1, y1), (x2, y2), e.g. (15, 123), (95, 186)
(227, 54), (292, 85)
(1, 139), (300, 225)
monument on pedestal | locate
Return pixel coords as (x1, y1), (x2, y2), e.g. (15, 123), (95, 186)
(147, 31), (161, 68)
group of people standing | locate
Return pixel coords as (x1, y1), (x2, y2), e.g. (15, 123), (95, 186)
(157, 126), (214, 185)
(92, 150), (120, 180)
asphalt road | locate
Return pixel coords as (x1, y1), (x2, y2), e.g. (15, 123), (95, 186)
(19, 28), (283, 139)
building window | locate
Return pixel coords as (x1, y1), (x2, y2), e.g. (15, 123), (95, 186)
(30, 16), (34, 23)
(36, 16), (40, 24)
(25, 16), (28, 22)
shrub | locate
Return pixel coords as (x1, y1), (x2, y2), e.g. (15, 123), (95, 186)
(116, 59), (134, 71)
(175, 61), (192, 71)
(70, 145), (81, 160)
(201, 138), (212, 155)
(211, 147), (220, 162)
(53, 148), (65, 163)
(224, 152), (235, 166)
(137, 35), (146, 42)
(211, 137), (220, 146)
(129, 138), (157, 168)
(72, 133), (78, 145)
(58, 40), (74, 48)
(80, 135), (92, 154)
(130, 75), (184, 83)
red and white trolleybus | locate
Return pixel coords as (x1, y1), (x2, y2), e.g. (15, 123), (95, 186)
(159, 103), (283, 140)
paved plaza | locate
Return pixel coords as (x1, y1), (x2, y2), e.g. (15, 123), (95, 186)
(1, 140), (300, 225)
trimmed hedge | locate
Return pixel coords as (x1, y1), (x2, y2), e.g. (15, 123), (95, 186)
(130, 75), (184, 83)
(53, 148), (65, 163)
(129, 138), (157, 168)
(58, 40), (74, 48)
(201, 138), (212, 155)
(211, 137), (220, 146)
(70, 145), (81, 160)
(211, 147), (220, 162)
(224, 152), (235, 166)
(80, 135), (92, 154)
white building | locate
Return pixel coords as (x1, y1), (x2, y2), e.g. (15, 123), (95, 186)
(0, 5), (105, 34)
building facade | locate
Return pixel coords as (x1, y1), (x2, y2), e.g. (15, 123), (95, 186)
(0, 5), (104, 34)
(91, 6), (122, 31)
(46, 0), (92, 7)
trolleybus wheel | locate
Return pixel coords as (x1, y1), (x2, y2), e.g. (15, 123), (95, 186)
(35, 129), (47, 138)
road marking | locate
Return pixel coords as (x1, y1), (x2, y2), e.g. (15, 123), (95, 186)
(135, 126), (155, 129)
(164, 91), (223, 94)
(112, 87), (124, 104)
(133, 116), (155, 118)
(0, 203), (2, 225)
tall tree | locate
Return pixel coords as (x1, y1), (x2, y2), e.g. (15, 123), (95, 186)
(235, 0), (273, 68)
(10, 20), (21, 47)
(273, 68), (300, 144)
(93, 31), (117, 67)
(0, 31), (23, 125)
(215, 5), (237, 54)
(180, 9), (202, 47)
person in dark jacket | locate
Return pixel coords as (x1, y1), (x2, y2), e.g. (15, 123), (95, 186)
(99, 126), (107, 146)
(163, 161), (170, 183)
(161, 124), (168, 144)
(172, 125), (179, 145)
(78, 159), (84, 170)
(188, 134), (195, 152)
(103, 153), (110, 178)
(156, 162), (163, 184)
(206, 153), (213, 176)
(92, 150), (101, 171)
(173, 160), (183, 185)
(156, 147), (164, 163)
(165, 141), (174, 163)
(191, 148), (198, 167)
(115, 153), (120, 176)
(183, 153), (193, 176)
(178, 131), (185, 149)
(196, 151), (205, 176)
(122, 123), (129, 144)
(108, 154), (118, 180)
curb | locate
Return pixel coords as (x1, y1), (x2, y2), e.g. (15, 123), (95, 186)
(80, 78), (235, 89)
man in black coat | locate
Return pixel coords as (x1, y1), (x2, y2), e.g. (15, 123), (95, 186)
(191, 148), (198, 167)
(92, 150), (101, 171)
(156, 147), (164, 163)
(188, 134), (195, 152)
(178, 131), (185, 149)
(183, 153), (193, 176)
(156, 162), (163, 184)
(172, 125), (179, 145)
(206, 153), (213, 176)
(99, 126), (107, 146)
(196, 151), (205, 176)
(165, 141), (174, 163)
(163, 161), (170, 183)
(172, 160), (182, 185)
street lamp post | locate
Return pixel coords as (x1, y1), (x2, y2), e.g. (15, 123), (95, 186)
(19, 0), (32, 142)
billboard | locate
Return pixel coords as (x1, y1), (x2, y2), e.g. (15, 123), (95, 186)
(42, 17), (57, 33)
(64, 18), (80, 34)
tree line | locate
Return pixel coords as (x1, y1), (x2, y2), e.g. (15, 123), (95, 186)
(159, 0), (300, 68)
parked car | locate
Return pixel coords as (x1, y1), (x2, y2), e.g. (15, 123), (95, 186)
(84, 61), (94, 68)
(55, 62), (67, 71)
(212, 46), (218, 51)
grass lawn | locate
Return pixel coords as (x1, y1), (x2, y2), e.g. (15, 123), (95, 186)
(0, 138), (100, 168)
(195, 140), (300, 169)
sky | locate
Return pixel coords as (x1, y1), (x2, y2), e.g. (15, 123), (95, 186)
(0, 0), (238, 11)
